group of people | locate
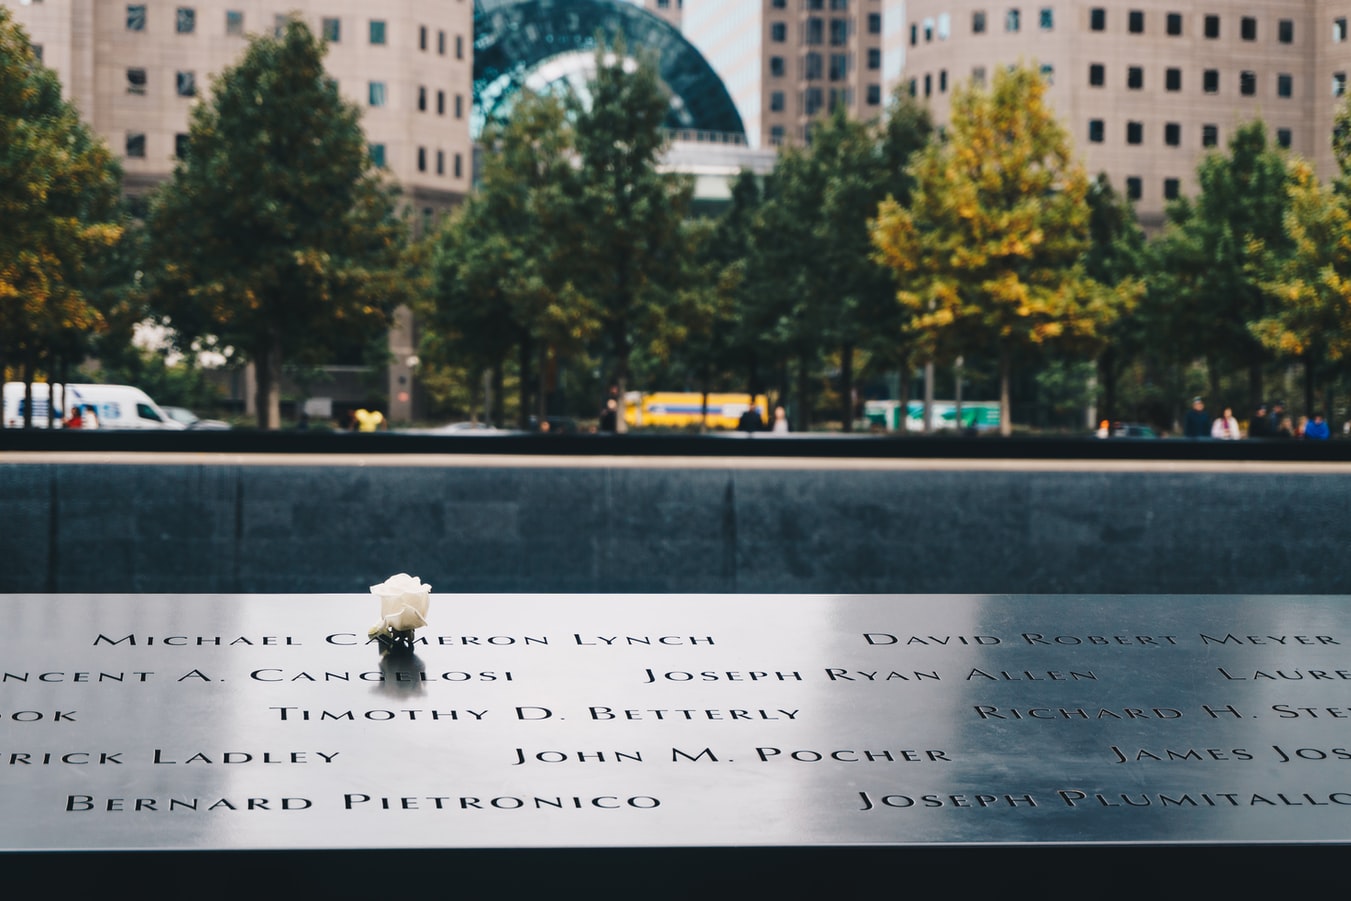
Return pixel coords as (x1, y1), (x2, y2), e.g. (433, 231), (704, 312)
(1184, 397), (1331, 440)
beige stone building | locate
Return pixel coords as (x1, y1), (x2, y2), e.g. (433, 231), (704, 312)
(9, 0), (474, 216)
(895, 0), (1351, 227)
(682, 0), (889, 148)
(10, 0), (475, 422)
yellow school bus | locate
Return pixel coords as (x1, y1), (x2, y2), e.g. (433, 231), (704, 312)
(624, 392), (769, 430)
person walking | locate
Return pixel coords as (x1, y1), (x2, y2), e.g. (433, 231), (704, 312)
(1305, 413), (1331, 440)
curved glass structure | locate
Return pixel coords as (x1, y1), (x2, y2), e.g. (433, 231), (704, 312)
(473, 0), (745, 139)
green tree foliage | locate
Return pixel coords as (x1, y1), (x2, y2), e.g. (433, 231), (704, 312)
(142, 18), (408, 429)
(1251, 160), (1351, 404)
(569, 40), (694, 423)
(1084, 175), (1148, 423)
(1149, 121), (1292, 412)
(0, 9), (122, 419)
(748, 97), (932, 431)
(425, 90), (595, 427)
(871, 67), (1127, 435)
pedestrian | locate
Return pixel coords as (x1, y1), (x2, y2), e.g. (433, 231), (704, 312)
(1269, 401), (1288, 436)
(65, 405), (84, 430)
(1305, 413), (1331, 440)
(1184, 397), (1210, 438)
(1249, 404), (1270, 438)
(1210, 406), (1241, 439)
(736, 398), (763, 432)
(771, 405), (790, 433)
(598, 397), (618, 433)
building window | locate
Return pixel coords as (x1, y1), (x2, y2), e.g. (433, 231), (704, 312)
(1039, 7), (1053, 30)
(1241, 17), (1256, 40)
(33, 44), (43, 62)
(1089, 63), (1105, 86)
(1204, 15), (1219, 38)
(436, 150), (445, 175)
(456, 35), (464, 59)
(437, 90), (445, 115)
(369, 144), (386, 168)
(1204, 69), (1219, 93)
(455, 94), (463, 119)
(274, 14), (286, 37)
(1006, 8), (1020, 32)
(126, 68), (147, 95)
(771, 22), (786, 41)
(419, 25), (428, 51)
(1279, 20), (1293, 43)
(368, 82), (386, 106)
(923, 17), (934, 42)
(1278, 74), (1293, 97)
(417, 147), (426, 172)
(910, 23), (918, 45)
(830, 54), (849, 81)
(923, 74), (932, 97)
(418, 86), (427, 112)
(1127, 66), (1143, 89)
(126, 133), (146, 158)
(1167, 13), (1182, 35)
(1335, 72), (1347, 96)
(322, 17), (340, 42)
(770, 126), (785, 146)
(370, 20), (387, 45)
(1129, 10), (1144, 33)
(1276, 128), (1292, 148)
(770, 91), (785, 112)
(176, 71), (196, 97)
(1164, 122), (1180, 145)
(807, 17), (824, 44)
(938, 12), (952, 38)
(127, 5), (147, 31)
(175, 133), (190, 159)
(868, 48), (881, 70)
(973, 11), (986, 33)
(804, 52), (823, 80)
(805, 86), (824, 114)
(867, 83), (882, 104)
(831, 18), (850, 45)
(1164, 178), (1180, 199)
(972, 66), (986, 85)
(176, 7), (195, 33)
(1202, 124), (1218, 146)
(770, 56), (785, 77)
(1126, 121), (1143, 144)
(226, 11), (243, 36)
(438, 30), (446, 55)
(1240, 70), (1256, 95)
(1165, 68), (1181, 91)
(868, 13), (881, 34)
(1089, 8), (1105, 31)
(1126, 177), (1142, 200)
(1039, 63), (1053, 84)
(1088, 119), (1104, 142)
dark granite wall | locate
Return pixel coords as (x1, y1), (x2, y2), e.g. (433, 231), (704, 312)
(1, 460), (1345, 595)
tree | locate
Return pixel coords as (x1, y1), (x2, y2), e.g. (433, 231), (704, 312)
(569, 40), (694, 428)
(0, 9), (122, 421)
(871, 66), (1127, 435)
(1251, 160), (1351, 412)
(1149, 121), (1292, 413)
(425, 90), (595, 428)
(1083, 175), (1147, 424)
(142, 18), (407, 429)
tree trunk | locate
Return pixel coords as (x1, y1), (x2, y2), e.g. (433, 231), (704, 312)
(840, 343), (854, 433)
(492, 364), (505, 429)
(255, 337), (283, 429)
(922, 360), (934, 433)
(795, 353), (811, 432)
(1304, 353), (1315, 420)
(22, 358), (33, 429)
(999, 350), (1012, 437)
(954, 356), (964, 433)
(1248, 358), (1263, 420)
(1098, 348), (1118, 424)
(518, 332), (532, 430)
(897, 367), (911, 434)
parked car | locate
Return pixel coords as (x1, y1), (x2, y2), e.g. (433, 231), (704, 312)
(162, 406), (231, 430)
(1107, 421), (1160, 439)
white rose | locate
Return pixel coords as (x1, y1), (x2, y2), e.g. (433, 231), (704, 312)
(370, 573), (431, 632)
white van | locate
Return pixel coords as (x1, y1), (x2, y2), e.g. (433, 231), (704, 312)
(3, 382), (185, 430)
